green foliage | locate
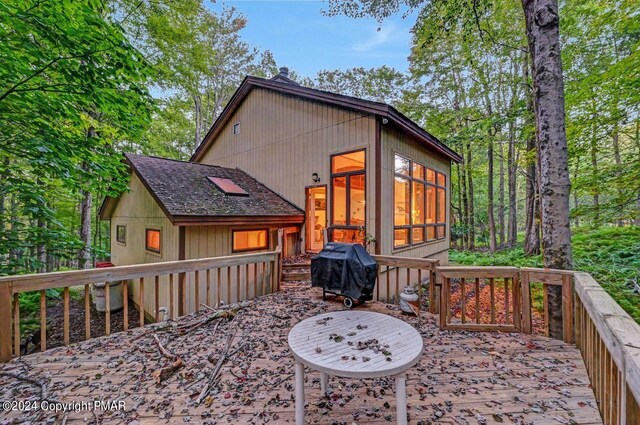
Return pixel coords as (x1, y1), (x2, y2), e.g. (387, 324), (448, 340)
(451, 227), (640, 323)
(0, 0), (154, 274)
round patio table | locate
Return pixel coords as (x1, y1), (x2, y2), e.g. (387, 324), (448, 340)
(288, 310), (423, 425)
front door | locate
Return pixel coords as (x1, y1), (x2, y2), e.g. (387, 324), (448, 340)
(305, 186), (327, 252)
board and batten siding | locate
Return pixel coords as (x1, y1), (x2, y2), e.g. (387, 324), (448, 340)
(182, 225), (276, 312)
(380, 125), (451, 262)
(197, 88), (378, 250)
(109, 173), (178, 318)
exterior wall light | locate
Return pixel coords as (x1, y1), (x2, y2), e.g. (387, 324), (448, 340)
(312, 173), (320, 183)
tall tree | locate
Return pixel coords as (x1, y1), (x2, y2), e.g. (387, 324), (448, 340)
(522, 0), (572, 338)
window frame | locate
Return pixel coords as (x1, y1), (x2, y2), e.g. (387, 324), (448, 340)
(145, 228), (161, 254)
(329, 149), (367, 244)
(116, 224), (126, 245)
(231, 228), (269, 253)
(393, 153), (447, 249)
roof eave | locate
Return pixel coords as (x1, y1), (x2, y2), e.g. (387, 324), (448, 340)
(173, 214), (305, 226)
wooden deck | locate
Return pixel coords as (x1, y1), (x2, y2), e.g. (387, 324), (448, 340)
(0, 282), (602, 424)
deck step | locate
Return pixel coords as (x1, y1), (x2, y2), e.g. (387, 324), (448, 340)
(282, 263), (311, 281)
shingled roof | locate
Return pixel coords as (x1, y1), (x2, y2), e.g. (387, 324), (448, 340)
(99, 154), (304, 226)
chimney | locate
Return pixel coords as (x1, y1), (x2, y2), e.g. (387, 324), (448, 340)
(278, 67), (289, 78)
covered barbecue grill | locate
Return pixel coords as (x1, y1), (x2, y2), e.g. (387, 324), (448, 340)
(311, 242), (378, 308)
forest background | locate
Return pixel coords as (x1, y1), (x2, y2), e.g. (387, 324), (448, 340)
(1, 0), (638, 321)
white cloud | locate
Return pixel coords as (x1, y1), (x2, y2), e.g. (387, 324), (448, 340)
(351, 23), (396, 52)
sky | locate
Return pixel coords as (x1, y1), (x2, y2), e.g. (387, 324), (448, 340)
(209, 0), (419, 79)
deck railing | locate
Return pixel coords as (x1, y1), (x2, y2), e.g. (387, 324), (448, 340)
(574, 272), (640, 425)
(435, 265), (640, 425)
(371, 255), (439, 312)
(0, 251), (280, 362)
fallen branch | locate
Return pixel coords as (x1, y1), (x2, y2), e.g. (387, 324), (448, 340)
(196, 316), (243, 404)
(152, 334), (184, 384)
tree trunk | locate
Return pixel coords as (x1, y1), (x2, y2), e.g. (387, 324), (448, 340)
(78, 126), (95, 270)
(456, 163), (463, 248)
(507, 120), (517, 247)
(524, 57), (541, 255)
(194, 94), (202, 151)
(635, 118), (640, 226)
(466, 139), (475, 249)
(611, 129), (624, 227)
(590, 99), (600, 225)
(0, 157), (7, 239)
(498, 140), (505, 246)
(460, 156), (470, 249)
(522, 0), (573, 340)
(488, 138), (497, 253)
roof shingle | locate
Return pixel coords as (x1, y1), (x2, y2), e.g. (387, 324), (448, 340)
(125, 153), (303, 220)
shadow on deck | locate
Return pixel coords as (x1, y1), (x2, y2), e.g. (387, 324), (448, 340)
(0, 282), (601, 424)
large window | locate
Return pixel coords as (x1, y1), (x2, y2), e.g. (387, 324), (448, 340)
(331, 150), (366, 244)
(145, 229), (161, 254)
(233, 229), (268, 252)
(394, 154), (446, 248)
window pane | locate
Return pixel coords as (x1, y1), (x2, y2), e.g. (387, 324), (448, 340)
(412, 163), (425, 180)
(116, 225), (126, 244)
(426, 186), (436, 224)
(332, 228), (365, 244)
(233, 230), (268, 251)
(412, 227), (424, 243)
(437, 172), (446, 187)
(349, 174), (365, 226)
(394, 154), (410, 176)
(412, 181), (425, 225)
(332, 176), (347, 225)
(437, 188), (446, 223)
(394, 228), (409, 247)
(437, 225), (446, 239)
(332, 150), (365, 173)
(427, 226), (436, 241)
(394, 176), (410, 226)
(426, 168), (436, 184)
(146, 230), (160, 252)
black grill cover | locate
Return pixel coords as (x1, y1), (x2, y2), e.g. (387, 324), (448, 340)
(311, 242), (378, 301)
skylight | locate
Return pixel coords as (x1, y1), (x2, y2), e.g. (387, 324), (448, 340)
(208, 177), (249, 196)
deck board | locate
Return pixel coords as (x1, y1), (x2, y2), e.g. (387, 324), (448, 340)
(0, 283), (601, 424)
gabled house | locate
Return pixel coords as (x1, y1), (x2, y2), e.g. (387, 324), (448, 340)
(99, 67), (461, 316)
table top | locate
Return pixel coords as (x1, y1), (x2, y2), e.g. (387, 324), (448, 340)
(288, 311), (423, 378)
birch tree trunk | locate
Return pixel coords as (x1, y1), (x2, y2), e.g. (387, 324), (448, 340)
(522, 0), (573, 340)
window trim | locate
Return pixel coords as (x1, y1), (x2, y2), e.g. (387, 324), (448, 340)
(116, 224), (126, 245)
(145, 228), (161, 254)
(393, 153), (447, 249)
(231, 228), (269, 253)
(329, 148), (367, 242)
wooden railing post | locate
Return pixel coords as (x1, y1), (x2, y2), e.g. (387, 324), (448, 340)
(0, 282), (13, 362)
